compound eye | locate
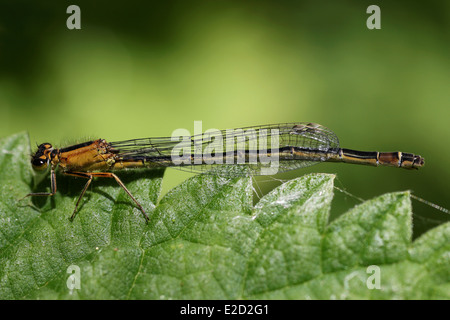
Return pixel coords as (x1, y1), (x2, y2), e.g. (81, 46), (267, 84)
(31, 157), (48, 171)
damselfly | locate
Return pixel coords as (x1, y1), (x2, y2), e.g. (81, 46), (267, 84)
(25, 122), (424, 222)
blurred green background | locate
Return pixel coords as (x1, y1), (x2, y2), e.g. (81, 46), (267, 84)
(0, 0), (448, 237)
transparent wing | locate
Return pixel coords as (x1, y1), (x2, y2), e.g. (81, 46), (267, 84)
(109, 122), (340, 176)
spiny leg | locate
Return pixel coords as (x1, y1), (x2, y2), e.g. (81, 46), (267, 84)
(98, 172), (150, 223)
(65, 171), (149, 223)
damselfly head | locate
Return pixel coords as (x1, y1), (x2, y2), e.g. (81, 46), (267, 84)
(31, 143), (53, 171)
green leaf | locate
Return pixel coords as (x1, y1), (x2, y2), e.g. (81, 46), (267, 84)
(0, 132), (448, 299)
